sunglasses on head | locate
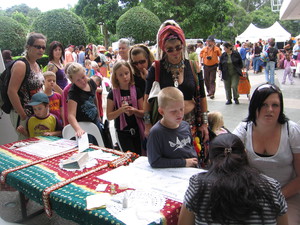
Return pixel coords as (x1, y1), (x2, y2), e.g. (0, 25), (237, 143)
(132, 59), (146, 66)
(32, 45), (46, 50)
(165, 45), (183, 53)
(257, 84), (281, 93)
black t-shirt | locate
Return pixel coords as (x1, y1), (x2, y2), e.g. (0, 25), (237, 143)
(145, 59), (196, 100)
(107, 87), (143, 130)
(68, 79), (98, 122)
(268, 47), (278, 62)
(134, 74), (146, 95)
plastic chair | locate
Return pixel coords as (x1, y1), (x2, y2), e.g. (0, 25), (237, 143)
(62, 122), (104, 147)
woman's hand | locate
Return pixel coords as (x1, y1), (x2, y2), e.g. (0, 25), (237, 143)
(140, 68), (148, 80)
(199, 124), (209, 143)
(144, 124), (152, 137)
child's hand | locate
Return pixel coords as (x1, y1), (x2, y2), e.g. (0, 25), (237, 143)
(185, 158), (198, 167)
(125, 106), (136, 116)
(76, 129), (85, 138)
(43, 132), (52, 136)
(16, 125), (26, 134)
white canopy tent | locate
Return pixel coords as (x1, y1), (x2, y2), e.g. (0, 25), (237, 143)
(236, 21), (291, 43)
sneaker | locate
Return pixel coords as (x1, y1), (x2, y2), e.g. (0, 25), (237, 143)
(234, 98), (239, 104)
(210, 95), (215, 99)
(282, 81), (285, 84)
(225, 100), (232, 105)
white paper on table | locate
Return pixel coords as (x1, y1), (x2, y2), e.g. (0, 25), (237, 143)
(86, 193), (111, 210)
(97, 156), (206, 202)
(77, 132), (89, 152)
(16, 139), (78, 157)
(88, 150), (119, 161)
(95, 184), (108, 192)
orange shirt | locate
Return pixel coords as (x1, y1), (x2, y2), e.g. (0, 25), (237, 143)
(200, 45), (221, 66)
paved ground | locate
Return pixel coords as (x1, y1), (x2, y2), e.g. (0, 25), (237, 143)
(0, 68), (299, 225)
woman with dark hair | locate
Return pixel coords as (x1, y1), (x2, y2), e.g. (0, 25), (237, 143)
(144, 20), (208, 154)
(178, 133), (288, 225)
(233, 83), (300, 224)
(128, 44), (155, 94)
(47, 41), (68, 93)
(219, 42), (243, 105)
(8, 32), (46, 140)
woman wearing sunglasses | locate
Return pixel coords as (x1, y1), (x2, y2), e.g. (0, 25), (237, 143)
(144, 20), (209, 153)
(233, 83), (300, 224)
(128, 44), (155, 94)
(7, 32), (47, 140)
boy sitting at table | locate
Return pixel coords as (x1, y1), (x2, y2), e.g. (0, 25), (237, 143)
(147, 87), (198, 168)
(17, 92), (62, 138)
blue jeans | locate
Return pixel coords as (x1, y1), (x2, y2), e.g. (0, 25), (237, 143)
(252, 57), (261, 72)
(265, 61), (276, 84)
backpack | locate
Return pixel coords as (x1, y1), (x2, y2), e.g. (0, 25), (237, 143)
(0, 58), (30, 114)
(267, 47), (277, 61)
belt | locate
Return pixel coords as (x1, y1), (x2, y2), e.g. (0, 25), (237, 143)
(117, 128), (136, 136)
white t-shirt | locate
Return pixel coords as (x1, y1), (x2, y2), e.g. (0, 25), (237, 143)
(233, 121), (300, 187)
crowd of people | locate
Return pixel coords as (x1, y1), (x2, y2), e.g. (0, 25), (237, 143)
(2, 20), (300, 224)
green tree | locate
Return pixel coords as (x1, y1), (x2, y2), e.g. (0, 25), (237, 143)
(0, 15), (27, 55)
(12, 11), (30, 29)
(32, 9), (89, 48)
(74, 0), (128, 47)
(141, 0), (229, 39)
(116, 6), (161, 44)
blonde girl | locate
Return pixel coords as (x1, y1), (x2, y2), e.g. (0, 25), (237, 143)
(106, 60), (145, 155)
(67, 62), (105, 145)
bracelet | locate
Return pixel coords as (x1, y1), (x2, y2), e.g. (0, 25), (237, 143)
(201, 112), (208, 124)
(143, 112), (151, 124)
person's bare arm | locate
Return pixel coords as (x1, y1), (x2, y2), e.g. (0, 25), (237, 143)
(143, 94), (153, 137)
(276, 213), (288, 225)
(282, 153), (300, 198)
(8, 61), (27, 120)
(178, 204), (195, 225)
(67, 100), (85, 137)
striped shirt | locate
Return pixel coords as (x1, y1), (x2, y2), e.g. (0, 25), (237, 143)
(183, 173), (287, 225)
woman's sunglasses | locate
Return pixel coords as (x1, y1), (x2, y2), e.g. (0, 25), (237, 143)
(32, 45), (46, 50)
(257, 84), (281, 93)
(132, 59), (146, 66)
(165, 45), (183, 53)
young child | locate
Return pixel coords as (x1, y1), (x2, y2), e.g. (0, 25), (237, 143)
(106, 60), (145, 155)
(208, 111), (229, 139)
(147, 87), (198, 168)
(91, 61), (102, 77)
(91, 75), (103, 122)
(17, 92), (62, 137)
(282, 53), (294, 85)
(179, 133), (287, 225)
(43, 71), (63, 123)
(84, 59), (95, 77)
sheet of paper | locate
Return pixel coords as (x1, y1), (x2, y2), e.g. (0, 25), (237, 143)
(16, 139), (78, 158)
(86, 193), (111, 210)
(77, 132), (89, 152)
(97, 157), (206, 202)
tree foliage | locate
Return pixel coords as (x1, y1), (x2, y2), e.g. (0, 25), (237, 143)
(116, 6), (161, 44)
(0, 15), (27, 55)
(32, 9), (89, 48)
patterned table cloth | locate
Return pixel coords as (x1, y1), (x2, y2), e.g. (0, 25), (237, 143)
(0, 137), (181, 225)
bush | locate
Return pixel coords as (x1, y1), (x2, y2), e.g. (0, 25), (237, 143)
(32, 9), (89, 49)
(116, 6), (161, 44)
(0, 16), (27, 56)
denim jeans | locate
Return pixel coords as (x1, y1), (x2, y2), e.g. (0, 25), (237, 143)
(265, 61), (276, 84)
(252, 57), (261, 72)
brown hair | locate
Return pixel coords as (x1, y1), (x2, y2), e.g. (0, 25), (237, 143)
(111, 60), (134, 88)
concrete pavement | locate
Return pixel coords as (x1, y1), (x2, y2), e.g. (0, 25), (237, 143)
(0, 68), (299, 224)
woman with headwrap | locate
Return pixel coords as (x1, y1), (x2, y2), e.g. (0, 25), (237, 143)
(144, 20), (209, 162)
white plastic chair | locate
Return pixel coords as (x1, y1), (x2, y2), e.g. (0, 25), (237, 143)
(62, 122), (104, 147)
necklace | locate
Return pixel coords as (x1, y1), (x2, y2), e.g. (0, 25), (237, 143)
(164, 60), (185, 88)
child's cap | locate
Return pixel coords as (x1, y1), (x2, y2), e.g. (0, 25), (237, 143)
(28, 92), (49, 106)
